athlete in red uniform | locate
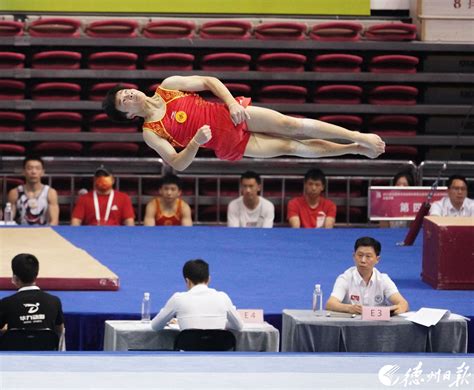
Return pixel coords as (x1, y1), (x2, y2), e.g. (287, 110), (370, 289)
(103, 76), (385, 171)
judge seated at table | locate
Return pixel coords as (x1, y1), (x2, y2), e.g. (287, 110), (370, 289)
(325, 236), (409, 315)
(151, 259), (244, 331)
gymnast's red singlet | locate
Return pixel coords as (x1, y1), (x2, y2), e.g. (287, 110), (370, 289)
(142, 86), (251, 161)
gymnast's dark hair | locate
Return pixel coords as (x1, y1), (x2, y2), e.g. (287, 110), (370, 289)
(159, 174), (182, 190)
(102, 84), (132, 122)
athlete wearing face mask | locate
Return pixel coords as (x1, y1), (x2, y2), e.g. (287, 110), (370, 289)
(71, 166), (135, 226)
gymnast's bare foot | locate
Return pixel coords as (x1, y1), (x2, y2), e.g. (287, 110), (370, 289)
(357, 144), (384, 159)
(357, 133), (385, 156)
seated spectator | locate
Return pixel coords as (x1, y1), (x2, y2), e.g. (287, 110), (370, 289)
(0, 253), (64, 337)
(143, 174), (192, 226)
(7, 155), (59, 225)
(326, 236), (409, 315)
(227, 170), (274, 228)
(151, 259), (244, 331)
(287, 168), (336, 228)
(429, 174), (473, 217)
(71, 166), (135, 226)
(379, 170), (415, 228)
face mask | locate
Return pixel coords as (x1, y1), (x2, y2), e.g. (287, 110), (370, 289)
(95, 176), (113, 192)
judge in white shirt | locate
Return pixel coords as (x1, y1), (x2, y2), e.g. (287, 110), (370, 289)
(430, 174), (473, 217)
(151, 259), (244, 331)
(227, 171), (275, 228)
(326, 236), (409, 315)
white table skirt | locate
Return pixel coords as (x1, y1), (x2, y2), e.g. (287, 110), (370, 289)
(104, 320), (280, 352)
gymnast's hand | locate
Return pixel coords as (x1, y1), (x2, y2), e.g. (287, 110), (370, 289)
(229, 103), (250, 126)
(193, 125), (212, 145)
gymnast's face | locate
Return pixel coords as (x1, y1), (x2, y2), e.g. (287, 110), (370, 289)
(159, 184), (182, 203)
(115, 89), (147, 118)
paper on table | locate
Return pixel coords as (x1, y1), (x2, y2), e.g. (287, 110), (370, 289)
(405, 307), (451, 327)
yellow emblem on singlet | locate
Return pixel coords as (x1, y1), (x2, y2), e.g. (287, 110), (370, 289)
(175, 111), (187, 123)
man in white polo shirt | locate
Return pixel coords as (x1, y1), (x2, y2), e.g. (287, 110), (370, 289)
(151, 259), (244, 331)
(429, 174), (473, 217)
(326, 236), (409, 315)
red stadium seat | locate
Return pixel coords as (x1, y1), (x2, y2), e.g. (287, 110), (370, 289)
(255, 22), (307, 40)
(318, 115), (363, 131)
(369, 55), (419, 73)
(89, 82), (138, 101)
(142, 20), (195, 39)
(199, 20), (252, 40)
(33, 142), (83, 156)
(369, 115), (419, 131)
(0, 144), (25, 155)
(256, 53), (307, 72)
(144, 53), (195, 70)
(313, 54), (363, 73)
(88, 52), (138, 70)
(32, 112), (83, 133)
(310, 22), (362, 41)
(31, 82), (81, 100)
(0, 80), (25, 100)
(258, 85), (307, 104)
(28, 18), (81, 37)
(200, 52), (251, 71)
(313, 85), (363, 104)
(368, 85), (418, 105)
(200, 83), (252, 102)
(365, 23), (417, 41)
(89, 113), (138, 133)
(85, 19), (138, 38)
(89, 142), (140, 156)
(0, 112), (25, 132)
(32, 51), (82, 69)
(0, 20), (24, 36)
(0, 52), (25, 69)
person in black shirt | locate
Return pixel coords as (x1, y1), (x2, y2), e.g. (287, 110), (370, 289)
(0, 253), (64, 335)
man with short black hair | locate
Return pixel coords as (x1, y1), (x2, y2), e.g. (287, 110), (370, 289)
(71, 165), (135, 226)
(325, 237), (409, 315)
(287, 168), (336, 228)
(0, 253), (64, 335)
(7, 155), (59, 225)
(227, 170), (274, 228)
(143, 174), (192, 226)
(151, 259), (244, 331)
(430, 174), (473, 217)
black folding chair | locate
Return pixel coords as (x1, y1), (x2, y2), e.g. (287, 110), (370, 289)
(0, 328), (59, 351)
(174, 329), (236, 351)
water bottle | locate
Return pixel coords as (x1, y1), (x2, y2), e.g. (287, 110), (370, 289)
(312, 284), (323, 315)
(3, 202), (13, 224)
(141, 292), (151, 322)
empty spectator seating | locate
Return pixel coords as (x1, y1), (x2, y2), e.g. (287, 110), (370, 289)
(313, 85), (363, 104)
(142, 20), (195, 39)
(32, 111), (83, 133)
(256, 53), (307, 72)
(200, 52), (251, 71)
(368, 85), (418, 105)
(312, 54), (363, 73)
(0, 20), (24, 36)
(0, 52), (25, 69)
(199, 20), (252, 40)
(88, 142), (140, 157)
(255, 22), (307, 40)
(0, 144), (25, 155)
(85, 19), (138, 38)
(258, 85), (308, 103)
(0, 80), (25, 100)
(28, 17), (81, 37)
(310, 22), (363, 41)
(32, 51), (82, 69)
(318, 115), (363, 131)
(89, 113), (138, 133)
(0, 112), (25, 132)
(88, 52), (138, 70)
(369, 55), (419, 73)
(144, 53), (195, 70)
(31, 82), (81, 100)
(364, 23), (417, 41)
